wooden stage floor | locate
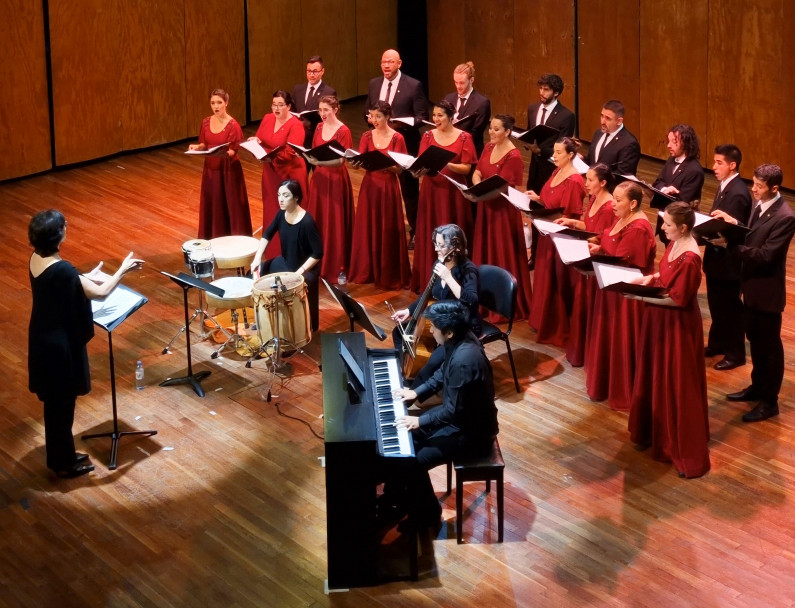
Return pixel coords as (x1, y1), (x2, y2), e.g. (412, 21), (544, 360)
(1, 101), (794, 607)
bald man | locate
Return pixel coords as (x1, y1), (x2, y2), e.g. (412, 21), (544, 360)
(367, 49), (429, 246)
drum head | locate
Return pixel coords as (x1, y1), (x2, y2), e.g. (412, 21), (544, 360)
(209, 276), (254, 299)
(182, 239), (211, 253)
(189, 250), (214, 263)
(257, 272), (304, 291)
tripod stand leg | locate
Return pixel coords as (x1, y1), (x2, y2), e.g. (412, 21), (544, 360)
(162, 308), (202, 354)
(159, 369), (211, 397)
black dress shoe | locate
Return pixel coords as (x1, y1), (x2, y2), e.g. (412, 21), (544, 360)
(56, 463), (95, 479)
(742, 401), (779, 423)
(727, 386), (760, 402)
(714, 358), (745, 371)
(703, 346), (721, 358)
(75, 452), (89, 463)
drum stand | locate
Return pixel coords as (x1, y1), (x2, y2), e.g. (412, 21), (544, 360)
(162, 278), (225, 354)
(245, 283), (319, 379)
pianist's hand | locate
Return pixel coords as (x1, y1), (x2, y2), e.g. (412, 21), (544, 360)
(396, 415), (419, 431)
(394, 387), (417, 402)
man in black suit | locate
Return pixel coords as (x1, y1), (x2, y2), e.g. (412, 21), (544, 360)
(525, 73), (576, 193)
(713, 163), (795, 422)
(367, 49), (429, 245)
(443, 61), (491, 158)
(292, 55), (337, 149)
(651, 124), (706, 245)
(585, 100), (641, 176)
(703, 144), (752, 371)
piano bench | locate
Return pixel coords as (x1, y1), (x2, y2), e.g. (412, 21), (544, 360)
(445, 438), (504, 544)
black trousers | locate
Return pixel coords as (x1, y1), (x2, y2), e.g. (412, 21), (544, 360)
(744, 306), (784, 403)
(706, 275), (746, 362)
(42, 394), (77, 471)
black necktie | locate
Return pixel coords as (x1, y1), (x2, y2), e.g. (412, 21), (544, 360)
(307, 86), (315, 104)
(749, 204), (762, 227)
(458, 97), (466, 115)
(540, 107), (547, 126)
(385, 81), (392, 103)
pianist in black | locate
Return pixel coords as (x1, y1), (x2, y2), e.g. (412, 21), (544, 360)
(393, 300), (498, 529)
(390, 224), (481, 389)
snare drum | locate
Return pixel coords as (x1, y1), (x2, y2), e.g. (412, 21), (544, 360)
(188, 249), (215, 278)
(182, 239), (211, 267)
(252, 272), (311, 348)
(205, 276), (254, 311)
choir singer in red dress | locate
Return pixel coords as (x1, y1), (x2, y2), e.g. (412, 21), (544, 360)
(410, 99), (478, 292)
(555, 163), (616, 366)
(470, 115), (532, 321)
(627, 202), (710, 478)
(189, 89), (252, 240)
(348, 101), (412, 290)
(584, 181), (655, 410)
(526, 137), (586, 346)
(304, 95), (354, 281)
(250, 91), (308, 258)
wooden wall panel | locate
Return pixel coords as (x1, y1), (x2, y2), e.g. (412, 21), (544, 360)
(185, 0), (246, 134)
(708, 0), (791, 177)
(577, 0), (640, 144)
(247, 0), (303, 120)
(426, 0), (466, 104)
(49, 0), (122, 165)
(462, 1), (514, 118)
(355, 1), (399, 97)
(1, 0), (51, 181)
(639, 0), (708, 161)
(120, 2), (187, 150)
(298, 0), (358, 101)
(513, 0), (576, 129)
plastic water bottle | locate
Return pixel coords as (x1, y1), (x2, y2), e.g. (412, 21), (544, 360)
(135, 361), (145, 390)
(337, 267), (348, 293)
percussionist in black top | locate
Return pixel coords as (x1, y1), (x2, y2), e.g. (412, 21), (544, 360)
(390, 224), (480, 389)
(251, 179), (324, 331)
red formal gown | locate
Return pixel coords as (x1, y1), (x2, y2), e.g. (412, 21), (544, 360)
(471, 144), (532, 321)
(410, 130), (478, 291)
(585, 218), (655, 411)
(304, 123), (354, 280)
(529, 169), (586, 346)
(196, 117), (252, 239)
(628, 248), (710, 478)
(349, 131), (412, 290)
(565, 199), (615, 366)
(255, 113), (308, 258)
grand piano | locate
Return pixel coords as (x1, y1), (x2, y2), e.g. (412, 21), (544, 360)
(321, 332), (416, 589)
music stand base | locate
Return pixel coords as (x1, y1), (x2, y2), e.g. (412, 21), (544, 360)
(82, 428), (158, 470)
(159, 370), (211, 397)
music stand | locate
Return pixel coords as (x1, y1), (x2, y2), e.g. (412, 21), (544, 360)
(159, 272), (224, 397)
(82, 283), (157, 470)
(322, 279), (387, 340)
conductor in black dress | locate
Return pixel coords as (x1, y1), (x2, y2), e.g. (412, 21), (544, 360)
(292, 55), (337, 150)
(584, 99), (641, 176)
(443, 61), (491, 158)
(251, 179), (324, 331)
(367, 49), (429, 244)
(703, 144), (752, 370)
(525, 73), (576, 194)
(28, 210), (143, 478)
(712, 164), (795, 422)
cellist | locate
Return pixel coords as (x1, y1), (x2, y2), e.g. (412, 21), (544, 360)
(390, 224), (481, 394)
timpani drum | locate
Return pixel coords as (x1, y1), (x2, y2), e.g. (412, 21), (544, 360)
(252, 272), (311, 349)
(209, 235), (260, 270)
(205, 276), (254, 311)
(182, 239), (211, 267)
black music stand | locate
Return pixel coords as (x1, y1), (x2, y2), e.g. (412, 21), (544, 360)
(159, 272), (224, 397)
(82, 283), (157, 470)
(322, 279), (387, 340)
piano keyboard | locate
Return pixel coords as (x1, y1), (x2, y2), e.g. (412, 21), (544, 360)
(371, 355), (414, 457)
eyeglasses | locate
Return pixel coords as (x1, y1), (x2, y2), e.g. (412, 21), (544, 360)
(271, 103), (287, 109)
(433, 241), (448, 250)
(306, 69), (323, 74)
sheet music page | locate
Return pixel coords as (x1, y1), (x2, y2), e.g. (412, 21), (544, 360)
(592, 262), (643, 289)
(553, 237), (591, 264)
(185, 143), (229, 156)
(239, 139), (267, 160)
(92, 283), (147, 331)
(387, 150), (416, 169)
(693, 211), (712, 226)
(442, 173), (467, 191)
(389, 116), (415, 126)
(532, 218), (567, 236)
(573, 155), (590, 174)
(501, 186), (532, 212)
